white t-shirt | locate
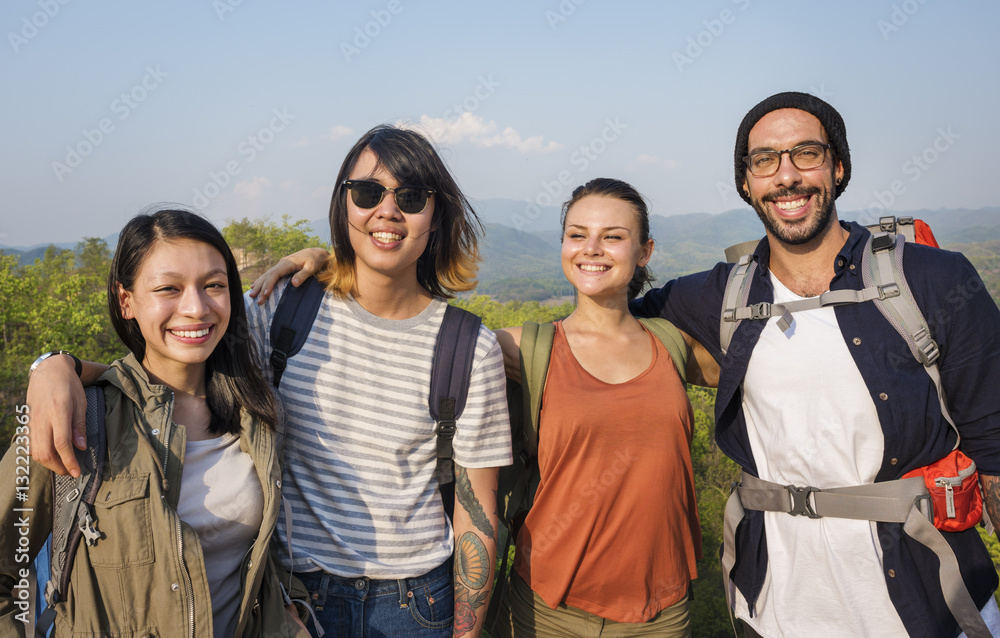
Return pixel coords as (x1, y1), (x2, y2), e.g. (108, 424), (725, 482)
(246, 287), (512, 579)
(735, 272), (909, 637)
(177, 432), (263, 638)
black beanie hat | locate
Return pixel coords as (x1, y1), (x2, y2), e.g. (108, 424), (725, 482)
(734, 91), (851, 206)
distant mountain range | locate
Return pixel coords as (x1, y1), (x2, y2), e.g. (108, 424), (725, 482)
(5, 202), (1000, 302)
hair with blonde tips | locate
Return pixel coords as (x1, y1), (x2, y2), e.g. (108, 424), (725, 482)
(560, 177), (655, 300)
(319, 125), (483, 298)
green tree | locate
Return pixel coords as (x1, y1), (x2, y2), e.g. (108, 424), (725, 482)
(451, 295), (575, 330)
(222, 215), (329, 284)
(1, 244), (120, 455)
(223, 217), (257, 269)
(75, 236), (110, 281)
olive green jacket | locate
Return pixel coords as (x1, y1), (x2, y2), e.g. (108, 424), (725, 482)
(0, 354), (308, 637)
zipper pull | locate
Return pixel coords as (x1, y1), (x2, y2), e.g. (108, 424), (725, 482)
(945, 483), (956, 519)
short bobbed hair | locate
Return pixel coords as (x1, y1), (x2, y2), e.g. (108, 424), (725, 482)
(320, 125), (482, 298)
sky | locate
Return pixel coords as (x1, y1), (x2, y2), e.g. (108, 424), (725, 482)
(4, 0), (1000, 248)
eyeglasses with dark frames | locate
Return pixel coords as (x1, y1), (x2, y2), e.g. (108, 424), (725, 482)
(743, 143), (832, 177)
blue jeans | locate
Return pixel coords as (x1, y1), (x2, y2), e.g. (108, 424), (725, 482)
(298, 561), (454, 638)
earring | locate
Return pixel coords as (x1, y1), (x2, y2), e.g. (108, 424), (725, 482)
(836, 178), (842, 185)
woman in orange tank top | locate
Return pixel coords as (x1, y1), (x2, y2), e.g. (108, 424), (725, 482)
(494, 178), (716, 638)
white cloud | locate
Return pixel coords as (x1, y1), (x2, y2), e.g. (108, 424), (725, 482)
(327, 125), (354, 142)
(232, 176), (272, 199)
(630, 154), (680, 170)
(399, 113), (562, 154)
(280, 179), (298, 191)
(293, 136), (311, 147)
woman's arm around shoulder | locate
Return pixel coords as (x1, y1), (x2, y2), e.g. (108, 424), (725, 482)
(680, 329), (719, 388)
(248, 247), (331, 305)
(494, 327), (523, 385)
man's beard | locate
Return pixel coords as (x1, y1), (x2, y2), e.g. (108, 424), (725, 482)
(751, 185), (835, 246)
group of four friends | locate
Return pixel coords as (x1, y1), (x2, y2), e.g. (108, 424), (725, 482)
(3, 90), (1000, 638)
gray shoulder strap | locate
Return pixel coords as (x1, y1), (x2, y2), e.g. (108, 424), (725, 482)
(720, 255), (757, 356)
(864, 233), (957, 447)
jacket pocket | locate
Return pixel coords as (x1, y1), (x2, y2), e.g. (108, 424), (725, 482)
(88, 474), (154, 567)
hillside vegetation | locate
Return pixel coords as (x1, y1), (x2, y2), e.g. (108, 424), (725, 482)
(5, 214), (1000, 637)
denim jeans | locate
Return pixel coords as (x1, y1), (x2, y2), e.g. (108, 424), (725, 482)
(298, 561), (453, 638)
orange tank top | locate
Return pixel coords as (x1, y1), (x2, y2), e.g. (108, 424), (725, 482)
(515, 321), (701, 623)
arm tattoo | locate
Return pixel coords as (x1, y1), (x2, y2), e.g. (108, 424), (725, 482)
(981, 473), (1000, 528)
(456, 532), (491, 589)
(455, 465), (495, 540)
(454, 533), (491, 638)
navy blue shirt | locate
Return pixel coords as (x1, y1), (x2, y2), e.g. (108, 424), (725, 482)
(632, 221), (1000, 638)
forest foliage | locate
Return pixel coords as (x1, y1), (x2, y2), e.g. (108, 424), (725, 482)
(4, 215), (1000, 636)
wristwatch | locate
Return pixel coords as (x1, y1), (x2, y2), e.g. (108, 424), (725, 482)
(29, 350), (83, 378)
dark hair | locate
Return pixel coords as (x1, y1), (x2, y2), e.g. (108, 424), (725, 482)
(560, 178), (655, 300)
(108, 208), (279, 434)
(320, 124), (483, 298)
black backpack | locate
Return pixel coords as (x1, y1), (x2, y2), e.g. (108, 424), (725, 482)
(267, 276), (483, 519)
(34, 385), (107, 637)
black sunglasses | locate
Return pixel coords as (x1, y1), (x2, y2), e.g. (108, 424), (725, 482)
(342, 180), (435, 215)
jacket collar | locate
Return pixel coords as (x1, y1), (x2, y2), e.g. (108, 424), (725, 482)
(101, 353), (174, 414)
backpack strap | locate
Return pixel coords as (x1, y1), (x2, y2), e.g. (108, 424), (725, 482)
(723, 471), (992, 638)
(39, 386), (107, 636)
(430, 304), (483, 521)
(867, 215), (916, 243)
(720, 255), (758, 356)
(864, 233), (958, 448)
(269, 277), (326, 388)
(638, 317), (689, 384)
(486, 321), (554, 635)
(723, 239), (760, 264)
(519, 322), (556, 458)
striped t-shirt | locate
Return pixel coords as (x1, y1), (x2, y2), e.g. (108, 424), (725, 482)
(245, 283), (512, 578)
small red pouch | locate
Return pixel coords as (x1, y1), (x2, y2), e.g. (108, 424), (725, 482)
(903, 449), (982, 532)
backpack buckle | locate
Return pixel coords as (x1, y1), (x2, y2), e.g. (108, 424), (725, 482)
(879, 216), (897, 233)
(912, 327), (940, 366)
(872, 233), (895, 253)
(747, 302), (772, 320)
(270, 350), (288, 368)
(877, 283), (900, 300)
(436, 420), (457, 439)
(786, 485), (822, 518)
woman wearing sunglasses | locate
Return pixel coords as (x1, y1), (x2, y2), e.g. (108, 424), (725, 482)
(24, 125), (512, 638)
(245, 178), (717, 637)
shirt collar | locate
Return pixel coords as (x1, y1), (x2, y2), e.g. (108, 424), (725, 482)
(751, 220), (867, 279)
